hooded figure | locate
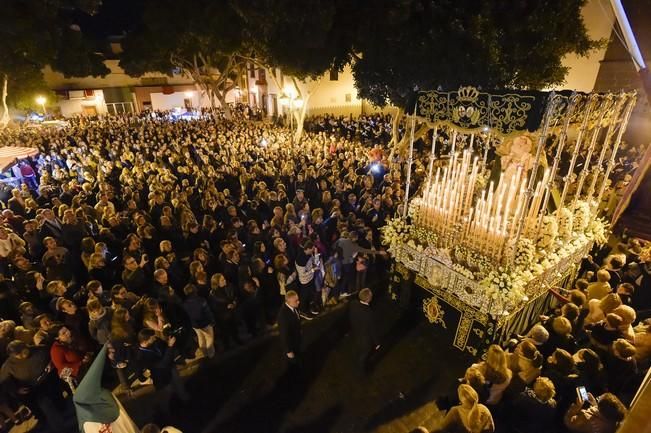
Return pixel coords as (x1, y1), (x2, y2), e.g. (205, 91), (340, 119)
(73, 344), (139, 433)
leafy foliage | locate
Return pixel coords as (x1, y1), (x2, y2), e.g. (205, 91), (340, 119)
(0, 0), (109, 105)
(232, 0), (355, 78)
(351, 0), (601, 107)
(120, 0), (249, 114)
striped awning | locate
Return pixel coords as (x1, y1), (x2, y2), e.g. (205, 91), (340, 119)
(0, 147), (39, 172)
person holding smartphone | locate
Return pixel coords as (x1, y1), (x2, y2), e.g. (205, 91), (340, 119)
(564, 391), (627, 433)
(137, 329), (189, 414)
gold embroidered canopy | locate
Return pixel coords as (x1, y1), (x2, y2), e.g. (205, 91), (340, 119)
(410, 86), (633, 139)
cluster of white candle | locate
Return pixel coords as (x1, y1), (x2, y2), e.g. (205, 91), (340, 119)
(415, 150), (551, 263)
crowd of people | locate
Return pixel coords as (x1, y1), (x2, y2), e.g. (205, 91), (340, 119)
(0, 105), (647, 433)
(418, 236), (651, 433)
(0, 109), (401, 432)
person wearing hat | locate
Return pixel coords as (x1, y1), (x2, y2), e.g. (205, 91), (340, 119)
(74, 345), (139, 433)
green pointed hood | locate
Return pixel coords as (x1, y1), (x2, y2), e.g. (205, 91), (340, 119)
(73, 344), (120, 431)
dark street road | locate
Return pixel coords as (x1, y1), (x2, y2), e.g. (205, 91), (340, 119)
(124, 290), (472, 433)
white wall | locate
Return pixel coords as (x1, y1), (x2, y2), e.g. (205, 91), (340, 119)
(149, 88), (241, 111)
(248, 64), (361, 116)
(57, 90), (108, 117)
(44, 60), (194, 89)
(150, 92), (191, 111)
(306, 65), (361, 111)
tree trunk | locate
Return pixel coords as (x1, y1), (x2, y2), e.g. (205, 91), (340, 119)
(206, 88), (217, 111)
(389, 106), (404, 147)
(0, 75), (9, 130)
(293, 92), (311, 143)
(388, 107), (405, 165)
(215, 90), (232, 120)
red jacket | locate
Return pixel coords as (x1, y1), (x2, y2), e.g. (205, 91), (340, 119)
(50, 341), (83, 377)
(20, 165), (35, 177)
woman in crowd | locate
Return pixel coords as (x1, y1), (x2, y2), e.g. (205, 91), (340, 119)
(432, 384), (495, 433)
(564, 392), (627, 433)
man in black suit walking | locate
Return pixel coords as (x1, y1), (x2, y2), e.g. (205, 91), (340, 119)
(277, 290), (303, 370)
(349, 288), (380, 371)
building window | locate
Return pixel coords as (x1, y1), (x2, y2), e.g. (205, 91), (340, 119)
(345, 93), (352, 103)
(258, 68), (266, 81)
(249, 65), (256, 78)
(329, 68), (339, 81)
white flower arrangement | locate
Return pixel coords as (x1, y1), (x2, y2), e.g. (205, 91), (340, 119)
(573, 201), (591, 232)
(452, 263), (475, 280)
(547, 252), (561, 264)
(536, 215), (558, 249)
(408, 199), (420, 219)
(513, 237), (536, 269)
(587, 217), (609, 246)
(556, 207), (573, 240)
(381, 217), (411, 253)
(410, 226), (439, 247)
(475, 170), (489, 192)
(532, 263), (544, 275)
(452, 245), (491, 276)
(480, 266), (526, 311)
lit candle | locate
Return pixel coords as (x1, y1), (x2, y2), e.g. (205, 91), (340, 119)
(509, 180), (527, 240)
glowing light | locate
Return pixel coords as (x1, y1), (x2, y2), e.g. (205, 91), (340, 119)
(35, 96), (46, 106)
(284, 85), (297, 98)
(294, 99), (304, 108)
(250, 85), (258, 94)
(184, 91), (194, 98)
(279, 94), (289, 106)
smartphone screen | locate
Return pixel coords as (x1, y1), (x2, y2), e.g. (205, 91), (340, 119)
(577, 386), (589, 403)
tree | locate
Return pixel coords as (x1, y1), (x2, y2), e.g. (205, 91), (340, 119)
(120, 0), (249, 119)
(0, 0), (109, 127)
(352, 0), (599, 107)
(347, 0), (601, 155)
(233, 0), (356, 140)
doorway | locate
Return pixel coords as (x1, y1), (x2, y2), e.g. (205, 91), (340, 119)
(82, 106), (98, 116)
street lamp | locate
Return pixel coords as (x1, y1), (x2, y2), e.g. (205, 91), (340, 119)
(35, 96), (47, 115)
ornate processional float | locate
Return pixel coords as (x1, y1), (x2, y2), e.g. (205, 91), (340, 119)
(383, 87), (637, 355)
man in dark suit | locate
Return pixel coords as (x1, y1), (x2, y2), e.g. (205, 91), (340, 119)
(349, 288), (380, 371)
(38, 208), (63, 242)
(277, 290), (302, 369)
